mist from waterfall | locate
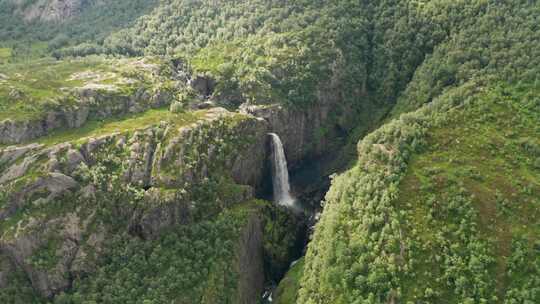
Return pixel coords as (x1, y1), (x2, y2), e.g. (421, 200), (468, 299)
(269, 133), (295, 207)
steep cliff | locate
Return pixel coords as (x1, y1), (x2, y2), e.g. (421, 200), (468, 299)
(15, 0), (89, 22)
(0, 106), (260, 295)
(0, 83), (362, 300)
(235, 211), (265, 304)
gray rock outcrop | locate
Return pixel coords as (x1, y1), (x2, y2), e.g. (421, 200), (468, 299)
(235, 212), (264, 304)
(16, 0), (89, 23)
(0, 107), (271, 298)
(0, 76), (176, 145)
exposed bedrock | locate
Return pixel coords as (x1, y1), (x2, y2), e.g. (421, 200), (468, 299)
(13, 0), (89, 23)
(235, 212), (265, 304)
(0, 86), (173, 145)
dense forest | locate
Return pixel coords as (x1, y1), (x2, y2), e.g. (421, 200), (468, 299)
(0, 0), (538, 303)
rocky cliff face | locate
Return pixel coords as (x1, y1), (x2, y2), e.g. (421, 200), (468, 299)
(0, 58), (178, 145)
(11, 0), (89, 23)
(0, 88), (172, 145)
(242, 103), (334, 168)
(0, 107), (270, 298)
(239, 57), (363, 170)
(235, 212), (265, 304)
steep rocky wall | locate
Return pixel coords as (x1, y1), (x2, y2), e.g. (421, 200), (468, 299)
(242, 103), (332, 168)
(0, 107), (270, 298)
(240, 63), (360, 169)
(235, 212), (264, 304)
(243, 104), (347, 169)
(11, 0), (89, 23)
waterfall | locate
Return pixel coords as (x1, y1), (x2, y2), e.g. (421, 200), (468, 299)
(269, 133), (295, 207)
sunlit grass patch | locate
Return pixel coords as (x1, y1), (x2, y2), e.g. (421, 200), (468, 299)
(0, 48), (11, 62)
(35, 108), (207, 147)
(0, 56), (163, 122)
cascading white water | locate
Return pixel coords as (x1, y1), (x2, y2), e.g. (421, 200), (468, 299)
(269, 133), (295, 207)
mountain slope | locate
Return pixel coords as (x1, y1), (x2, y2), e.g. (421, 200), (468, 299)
(298, 1), (540, 303)
(300, 83), (539, 303)
(0, 0), (158, 59)
(299, 7), (540, 304)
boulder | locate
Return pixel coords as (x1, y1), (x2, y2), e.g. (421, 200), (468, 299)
(189, 75), (216, 97)
(0, 143), (43, 169)
(0, 155), (38, 185)
(66, 149), (86, 172)
(39, 172), (79, 194)
(0, 172), (79, 221)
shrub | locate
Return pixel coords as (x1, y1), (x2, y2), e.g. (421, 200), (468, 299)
(169, 101), (184, 113)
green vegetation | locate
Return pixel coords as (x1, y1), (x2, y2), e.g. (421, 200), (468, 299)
(0, 56), (167, 122)
(0, 259), (42, 304)
(259, 204), (305, 281)
(298, 1), (540, 302)
(54, 206), (253, 304)
(0, 47), (11, 63)
(0, 57), (108, 120)
(1, 0), (539, 303)
(398, 86), (539, 303)
(67, 0), (440, 109)
(390, 1), (540, 117)
(299, 85), (539, 303)
(35, 108), (205, 147)
(274, 258), (305, 304)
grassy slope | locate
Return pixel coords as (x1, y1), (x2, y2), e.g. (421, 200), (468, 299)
(0, 58), (112, 120)
(0, 57), (106, 120)
(398, 85), (539, 302)
(34, 108), (205, 147)
(0, 56), (168, 122)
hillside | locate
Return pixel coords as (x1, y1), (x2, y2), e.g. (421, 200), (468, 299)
(297, 1), (540, 302)
(298, 84), (539, 303)
(0, 0), (539, 303)
(0, 0), (157, 60)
